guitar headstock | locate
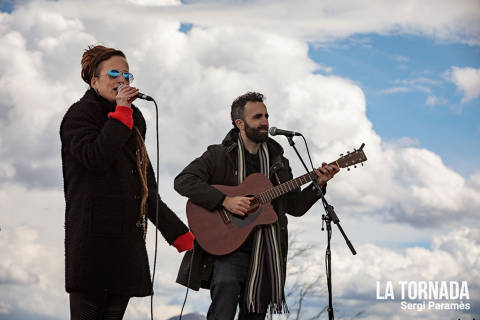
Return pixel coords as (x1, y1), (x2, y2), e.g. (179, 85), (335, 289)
(334, 143), (367, 170)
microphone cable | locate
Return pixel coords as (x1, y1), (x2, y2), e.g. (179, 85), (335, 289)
(149, 98), (160, 320)
(300, 134), (315, 170)
(178, 244), (195, 320)
(146, 97), (195, 320)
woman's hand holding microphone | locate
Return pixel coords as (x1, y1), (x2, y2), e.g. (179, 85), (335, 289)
(116, 84), (139, 107)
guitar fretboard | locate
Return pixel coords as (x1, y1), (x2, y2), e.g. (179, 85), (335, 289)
(256, 170), (317, 204)
(254, 145), (366, 204)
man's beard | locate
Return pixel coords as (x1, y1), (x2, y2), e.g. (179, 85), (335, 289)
(244, 122), (268, 143)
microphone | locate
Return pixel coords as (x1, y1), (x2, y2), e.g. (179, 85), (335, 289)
(269, 127), (302, 137)
(117, 84), (153, 101)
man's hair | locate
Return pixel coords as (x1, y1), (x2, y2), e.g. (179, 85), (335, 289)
(230, 92), (265, 128)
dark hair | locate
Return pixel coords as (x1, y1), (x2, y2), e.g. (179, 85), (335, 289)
(230, 92), (265, 128)
(81, 45), (126, 86)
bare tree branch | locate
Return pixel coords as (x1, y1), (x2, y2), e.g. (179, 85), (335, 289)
(284, 231), (326, 320)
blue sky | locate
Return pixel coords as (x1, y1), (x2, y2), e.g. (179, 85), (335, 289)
(308, 34), (480, 177)
(0, 0), (15, 12)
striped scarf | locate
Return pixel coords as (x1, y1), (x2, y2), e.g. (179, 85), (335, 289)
(237, 137), (288, 314)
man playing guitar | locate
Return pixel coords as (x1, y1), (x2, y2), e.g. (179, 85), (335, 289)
(175, 92), (338, 320)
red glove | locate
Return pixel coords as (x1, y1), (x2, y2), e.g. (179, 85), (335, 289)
(108, 106), (133, 129)
(173, 231), (195, 253)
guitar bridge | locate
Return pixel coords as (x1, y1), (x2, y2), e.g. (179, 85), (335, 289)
(220, 208), (232, 224)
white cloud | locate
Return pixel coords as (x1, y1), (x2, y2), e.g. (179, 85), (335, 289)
(0, 224), (67, 319)
(379, 86), (410, 95)
(0, 262), (39, 286)
(288, 227), (480, 319)
(391, 137), (421, 148)
(425, 95), (447, 106)
(392, 77), (443, 93)
(447, 66), (480, 103)
(127, 0), (180, 5)
(380, 77), (449, 105)
(471, 170), (480, 187)
(146, 0), (480, 45)
(393, 54), (409, 63)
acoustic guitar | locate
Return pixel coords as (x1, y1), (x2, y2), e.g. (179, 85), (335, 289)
(186, 144), (367, 255)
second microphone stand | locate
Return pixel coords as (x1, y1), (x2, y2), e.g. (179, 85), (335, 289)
(286, 136), (356, 320)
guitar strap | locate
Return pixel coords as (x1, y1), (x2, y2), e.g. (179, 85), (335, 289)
(237, 137), (288, 314)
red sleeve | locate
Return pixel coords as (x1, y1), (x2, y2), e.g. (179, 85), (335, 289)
(172, 231), (195, 253)
(108, 106), (133, 129)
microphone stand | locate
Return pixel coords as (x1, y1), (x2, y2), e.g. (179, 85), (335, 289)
(286, 136), (356, 320)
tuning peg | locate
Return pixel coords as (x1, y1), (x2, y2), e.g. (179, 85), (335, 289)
(340, 153), (344, 157)
(347, 167), (350, 171)
(354, 165), (357, 168)
(361, 163), (364, 166)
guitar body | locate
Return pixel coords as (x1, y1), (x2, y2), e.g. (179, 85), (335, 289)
(186, 173), (278, 256)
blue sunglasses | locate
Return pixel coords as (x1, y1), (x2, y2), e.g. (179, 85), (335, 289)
(99, 69), (134, 82)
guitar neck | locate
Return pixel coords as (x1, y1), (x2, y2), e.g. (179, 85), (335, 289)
(256, 144), (366, 204)
(256, 162), (333, 204)
(256, 170), (316, 204)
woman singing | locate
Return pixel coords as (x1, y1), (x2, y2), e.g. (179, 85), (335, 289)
(60, 45), (194, 319)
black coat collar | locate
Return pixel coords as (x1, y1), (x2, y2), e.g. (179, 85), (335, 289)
(82, 88), (117, 113)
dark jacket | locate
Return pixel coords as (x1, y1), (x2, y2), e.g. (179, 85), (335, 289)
(60, 89), (189, 297)
(174, 129), (324, 290)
